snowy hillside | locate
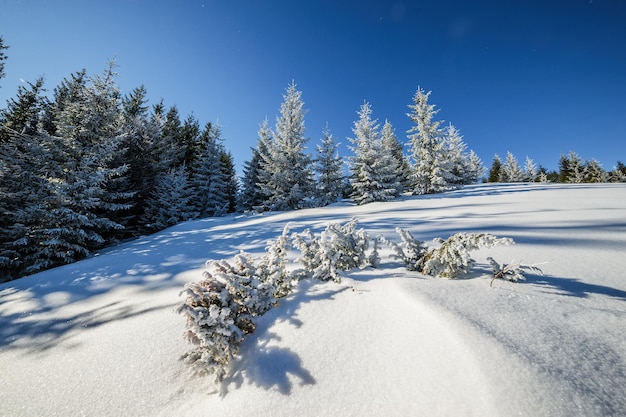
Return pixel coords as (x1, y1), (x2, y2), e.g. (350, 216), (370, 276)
(1, 183), (625, 416)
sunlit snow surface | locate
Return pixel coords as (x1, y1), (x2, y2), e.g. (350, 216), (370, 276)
(1, 183), (625, 416)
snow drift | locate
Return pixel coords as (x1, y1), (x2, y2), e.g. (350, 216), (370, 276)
(1, 183), (625, 416)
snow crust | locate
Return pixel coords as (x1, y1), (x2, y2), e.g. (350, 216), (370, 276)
(1, 183), (625, 416)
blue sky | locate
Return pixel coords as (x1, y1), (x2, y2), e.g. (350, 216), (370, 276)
(1, 0), (625, 173)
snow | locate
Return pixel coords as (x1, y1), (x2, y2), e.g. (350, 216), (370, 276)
(1, 183), (625, 416)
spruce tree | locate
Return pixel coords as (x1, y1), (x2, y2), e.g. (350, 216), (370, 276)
(143, 165), (194, 231)
(190, 123), (229, 217)
(466, 150), (485, 184)
(487, 155), (503, 182)
(561, 150), (585, 183)
(502, 151), (524, 182)
(407, 87), (453, 194)
(0, 76), (49, 141)
(381, 119), (412, 192)
(219, 150), (239, 213)
(263, 81), (314, 210)
(31, 62), (131, 269)
(159, 105), (184, 171)
(117, 85), (162, 232)
(609, 161), (626, 183)
(349, 102), (401, 205)
(0, 36), (7, 85)
(240, 118), (273, 212)
(584, 159), (607, 183)
(523, 156), (537, 182)
(314, 124), (344, 206)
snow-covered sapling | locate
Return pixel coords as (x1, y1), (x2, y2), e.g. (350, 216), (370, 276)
(291, 217), (374, 283)
(256, 225), (295, 298)
(487, 257), (544, 287)
(177, 252), (276, 384)
(380, 227), (428, 271)
(421, 233), (514, 278)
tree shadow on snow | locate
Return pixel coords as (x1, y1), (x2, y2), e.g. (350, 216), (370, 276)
(524, 274), (626, 300)
(219, 280), (350, 396)
(471, 264), (626, 300)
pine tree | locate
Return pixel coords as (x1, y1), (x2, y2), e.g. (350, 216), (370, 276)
(180, 114), (201, 169)
(219, 151), (239, 213)
(348, 102), (401, 205)
(407, 87), (453, 194)
(502, 151), (524, 182)
(0, 131), (55, 279)
(44, 70), (87, 137)
(158, 105), (184, 171)
(314, 124), (345, 206)
(609, 161), (626, 183)
(143, 165), (194, 231)
(561, 150), (585, 183)
(487, 155), (503, 182)
(584, 159), (607, 183)
(0, 36), (8, 85)
(381, 119), (412, 192)
(239, 119), (273, 212)
(117, 85), (162, 232)
(0, 76), (49, 141)
(466, 150), (485, 184)
(190, 123), (229, 217)
(523, 156), (537, 182)
(28, 62), (131, 270)
(263, 81), (314, 210)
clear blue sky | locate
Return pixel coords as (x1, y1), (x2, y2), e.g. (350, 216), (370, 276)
(1, 0), (625, 173)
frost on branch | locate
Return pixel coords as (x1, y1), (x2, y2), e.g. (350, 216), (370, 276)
(488, 257), (544, 287)
(422, 233), (514, 278)
(386, 229), (515, 279)
(380, 227), (428, 271)
(176, 253), (276, 384)
(256, 225), (295, 298)
(291, 217), (374, 283)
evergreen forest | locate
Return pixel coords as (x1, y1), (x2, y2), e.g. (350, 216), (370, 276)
(1, 41), (624, 282)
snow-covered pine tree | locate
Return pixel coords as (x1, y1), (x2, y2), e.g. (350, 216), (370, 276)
(157, 105), (185, 172)
(142, 165), (194, 230)
(219, 151), (239, 213)
(487, 154), (503, 182)
(609, 161), (626, 183)
(422, 232), (514, 278)
(466, 150), (486, 184)
(560, 150), (586, 183)
(0, 36), (7, 83)
(407, 87), (454, 194)
(291, 218), (373, 283)
(523, 155), (537, 182)
(0, 76), (49, 140)
(190, 122), (229, 217)
(23, 62), (132, 270)
(240, 118), (273, 212)
(314, 124), (345, 206)
(584, 158), (607, 183)
(0, 130), (57, 279)
(348, 102), (402, 205)
(180, 114), (201, 169)
(381, 119), (412, 192)
(501, 151), (524, 182)
(263, 81), (314, 210)
(115, 85), (162, 233)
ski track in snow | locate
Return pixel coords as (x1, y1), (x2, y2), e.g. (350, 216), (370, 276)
(1, 183), (625, 416)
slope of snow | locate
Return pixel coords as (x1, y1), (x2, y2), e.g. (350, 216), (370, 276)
(1, 183), (625, 416)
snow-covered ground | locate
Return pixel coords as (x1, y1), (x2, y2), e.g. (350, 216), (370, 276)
(1, 183), (625, 416)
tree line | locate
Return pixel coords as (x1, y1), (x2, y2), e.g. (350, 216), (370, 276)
(486, 150), (626, 183)
(3, 38), (617, 281)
